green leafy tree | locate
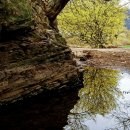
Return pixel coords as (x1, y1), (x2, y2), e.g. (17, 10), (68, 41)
(58, 0), (126, 48)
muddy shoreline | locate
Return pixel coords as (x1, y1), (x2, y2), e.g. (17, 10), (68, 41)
(72, 48), (130, 71)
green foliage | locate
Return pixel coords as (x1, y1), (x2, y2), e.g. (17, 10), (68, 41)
(1, 0), (32, 27)
(121, 45), (130, 48)
(58, 0), (127, 48)
(66, 36), (91, 47)
(114, 29), (130, 46)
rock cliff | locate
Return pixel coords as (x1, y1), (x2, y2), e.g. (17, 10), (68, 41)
(0, 0), (81, 104)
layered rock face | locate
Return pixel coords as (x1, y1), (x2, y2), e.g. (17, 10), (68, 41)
(0, 0), (80, 104)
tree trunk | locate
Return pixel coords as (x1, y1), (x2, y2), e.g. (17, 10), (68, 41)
(0, 0), (81, 104)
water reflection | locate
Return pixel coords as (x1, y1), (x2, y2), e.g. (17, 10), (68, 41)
(64, 67), (129, 130)
(0, 66), (130, 130)
(0, 87), (81, 130)
(75, 67), (121, 115)
(111, 102), (130, 130)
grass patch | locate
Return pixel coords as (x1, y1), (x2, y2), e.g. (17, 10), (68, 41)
(121, 45), (130, 49)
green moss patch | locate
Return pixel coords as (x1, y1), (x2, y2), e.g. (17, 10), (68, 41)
(1, 0), (33, 28)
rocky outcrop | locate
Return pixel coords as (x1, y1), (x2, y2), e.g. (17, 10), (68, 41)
(0, 0), (81, 104)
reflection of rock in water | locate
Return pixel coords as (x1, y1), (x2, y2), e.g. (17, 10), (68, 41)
(0, 86), (81, 130)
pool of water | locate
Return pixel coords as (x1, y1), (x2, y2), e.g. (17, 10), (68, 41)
(64, 67), (130, 130)
(0, 66), (130, 130)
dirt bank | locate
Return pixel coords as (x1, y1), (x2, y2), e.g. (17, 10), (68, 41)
(71, 48), (130, 70)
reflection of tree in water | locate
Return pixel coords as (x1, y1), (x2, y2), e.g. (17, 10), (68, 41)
(75, 67), (121, 115)
(64, 67), (122, 130)
(64, 112), (90, 130)
(109, 102), (130, 130)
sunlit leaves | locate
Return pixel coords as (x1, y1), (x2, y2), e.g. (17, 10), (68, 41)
(58, 0), (127, 48)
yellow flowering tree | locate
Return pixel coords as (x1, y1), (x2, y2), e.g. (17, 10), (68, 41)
(58, 0), (126, 48)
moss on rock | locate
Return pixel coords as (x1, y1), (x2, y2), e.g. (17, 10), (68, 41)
(0, 0), (33, 31)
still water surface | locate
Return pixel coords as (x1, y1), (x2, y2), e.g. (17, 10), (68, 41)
(64, 67), (130, 130)
(0, 67), (130, 130)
